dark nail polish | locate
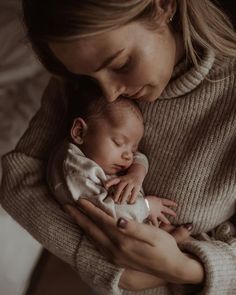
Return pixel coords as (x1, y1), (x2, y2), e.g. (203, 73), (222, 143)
(117, 218), (128, 229)
(183, 223), (193, 231)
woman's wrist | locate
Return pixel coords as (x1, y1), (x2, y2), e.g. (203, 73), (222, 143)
(175, 253), (205, 285)
(119, 269), (166, 291)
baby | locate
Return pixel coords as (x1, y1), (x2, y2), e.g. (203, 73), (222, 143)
(48, 95), (177, 224)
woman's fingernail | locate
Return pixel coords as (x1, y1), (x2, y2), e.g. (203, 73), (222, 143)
(117, 218), (128, 229)
(183, 223), (193, 231)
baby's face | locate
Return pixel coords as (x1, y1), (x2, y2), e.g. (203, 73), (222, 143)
(81, 113), (144, 175)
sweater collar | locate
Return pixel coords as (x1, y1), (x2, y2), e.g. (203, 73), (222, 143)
(159, 49), (215, 99)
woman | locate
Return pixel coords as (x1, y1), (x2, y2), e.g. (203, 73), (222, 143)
(1, 0), (236, 294)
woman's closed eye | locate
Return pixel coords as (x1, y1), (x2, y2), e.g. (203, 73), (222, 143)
(112, 57), (132, 73)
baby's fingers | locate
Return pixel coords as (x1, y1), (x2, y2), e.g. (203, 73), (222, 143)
(118, 184), (133, 204)
(128, 187), (139, 204)
(162, 206), (177, 217)
(158, 213), (171, 225)
(148, 215), (159, 227)
(113, 182), (127, 203)
(105, 177), (121, 189)
(161, 198), (177, 207)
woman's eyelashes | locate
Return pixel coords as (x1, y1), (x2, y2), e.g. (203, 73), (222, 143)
(112, 57), (132, 73)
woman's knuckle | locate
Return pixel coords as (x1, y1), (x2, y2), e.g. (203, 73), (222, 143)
(117, 238), (130, 252)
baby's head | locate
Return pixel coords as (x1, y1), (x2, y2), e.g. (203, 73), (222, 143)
(70, 96), (144, 175)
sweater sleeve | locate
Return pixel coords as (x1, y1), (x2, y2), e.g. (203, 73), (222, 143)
(133, 151), (149, 173)
(0, 77), (123, 295)
(181, 220), (236, 294)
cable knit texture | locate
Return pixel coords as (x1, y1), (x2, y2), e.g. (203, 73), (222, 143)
(1, 50), (236, 295)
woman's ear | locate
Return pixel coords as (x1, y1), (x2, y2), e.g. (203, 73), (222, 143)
(157, 0), (177, 23)
(70, 117), (88, 145)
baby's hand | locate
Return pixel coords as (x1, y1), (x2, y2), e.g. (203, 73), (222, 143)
(105, 173), (143, 204)
(146, 196), (177, 226)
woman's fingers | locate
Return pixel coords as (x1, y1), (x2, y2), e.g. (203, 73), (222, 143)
(170, 224), (192, 244)
(76, 199), (130, 246)
(64, 204), (114, 252)
(117, 217), (158, 246)
(159, 223), (176, 233)
(160, 222), (193, 243)
(77, 199), (115, 226)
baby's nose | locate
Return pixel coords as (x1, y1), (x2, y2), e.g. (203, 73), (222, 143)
(122, 151), (133, 161)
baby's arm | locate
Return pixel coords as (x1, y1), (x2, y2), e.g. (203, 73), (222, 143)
(145, 196), (177, 226)
(105, 151), (148, 204)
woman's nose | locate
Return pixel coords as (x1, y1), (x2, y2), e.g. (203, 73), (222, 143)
(100, 76), (126, 102)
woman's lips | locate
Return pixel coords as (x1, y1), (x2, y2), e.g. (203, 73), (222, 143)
(123, 86), (146, 99)
(130, 86), (145, 98)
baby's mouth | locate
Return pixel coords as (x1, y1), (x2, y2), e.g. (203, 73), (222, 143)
(113, 164), (126, 171)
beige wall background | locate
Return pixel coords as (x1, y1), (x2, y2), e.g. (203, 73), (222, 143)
(0, 1), (49, 294)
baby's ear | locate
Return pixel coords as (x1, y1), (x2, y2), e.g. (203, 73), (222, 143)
(70, 117), (88, 145)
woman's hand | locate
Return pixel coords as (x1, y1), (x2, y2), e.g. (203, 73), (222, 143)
(64, 199), (204, 285)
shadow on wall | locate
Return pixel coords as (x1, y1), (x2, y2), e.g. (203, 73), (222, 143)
(25, 250), (96, 295)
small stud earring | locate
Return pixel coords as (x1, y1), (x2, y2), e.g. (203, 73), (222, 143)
(169, 16), (173, 22)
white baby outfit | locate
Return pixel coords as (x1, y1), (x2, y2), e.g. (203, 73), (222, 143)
(48, 140), (149, 223)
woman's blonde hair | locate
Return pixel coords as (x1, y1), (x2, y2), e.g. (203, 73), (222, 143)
(23, 0), (236, 77)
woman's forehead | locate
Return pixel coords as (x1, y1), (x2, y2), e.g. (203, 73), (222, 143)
(50, 37), (120, 74)
(48, 22), (143, 74)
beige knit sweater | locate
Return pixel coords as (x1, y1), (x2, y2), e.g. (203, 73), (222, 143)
(1, 50), (236, 295)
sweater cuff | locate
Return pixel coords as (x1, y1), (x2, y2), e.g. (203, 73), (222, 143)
(181, 239), (236, 294)
(76, 235), (124, 295)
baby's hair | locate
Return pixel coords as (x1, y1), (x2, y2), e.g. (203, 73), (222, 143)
(103, 97), (144, 128)
(66, 78), (143, 130)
